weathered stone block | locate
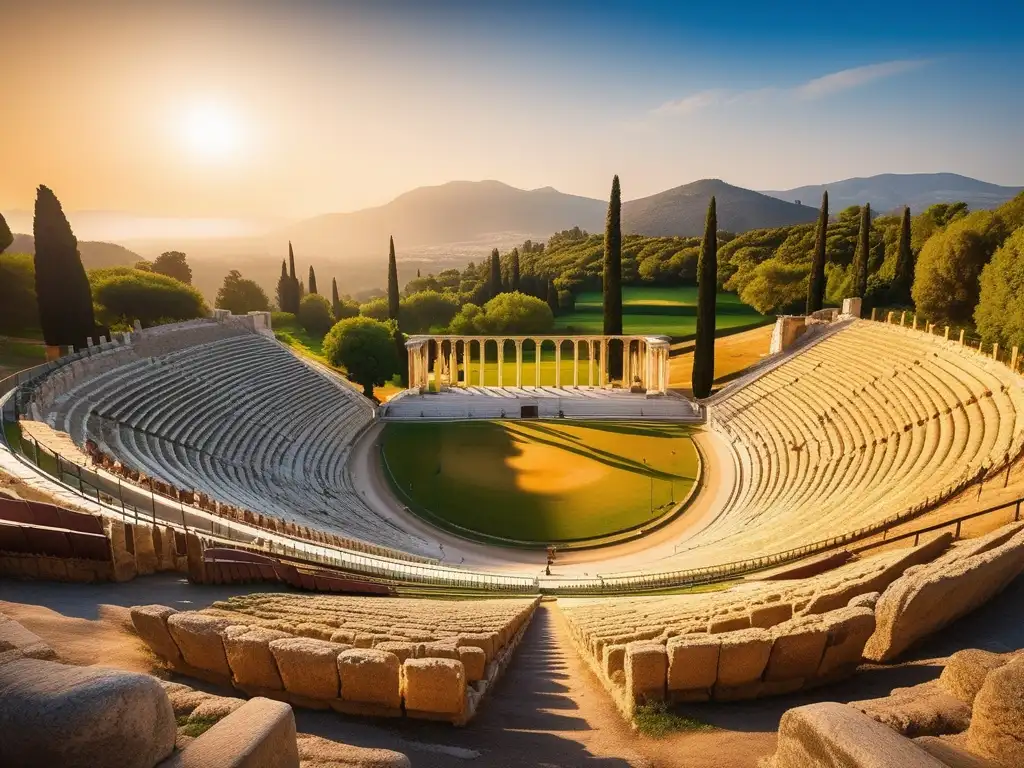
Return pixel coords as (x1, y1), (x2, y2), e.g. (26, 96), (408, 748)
(716, 628), (772, 687)
(967, 655), (1024, 767)
(939, 649), (1010, 706)
(457, 646), (487, 682)
(750, 602), (793, 629)
(166, 613), (233, 676)
(130, 604), (182, 663)
(338, 649), (401, 709)
(766, 618), (828, 681)
(624, 642), (667, 705)
(401, 657), (466, 716)
(816, 607), (875, 679)
(269, 637), (346, 701)
(223, 626), (291, 690)
(666, 634), (720, 691)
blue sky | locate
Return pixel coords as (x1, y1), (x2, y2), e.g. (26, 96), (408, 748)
(2, 0), (1022, 217)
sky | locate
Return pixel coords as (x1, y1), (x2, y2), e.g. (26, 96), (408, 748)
(1, 0), (1023, 222)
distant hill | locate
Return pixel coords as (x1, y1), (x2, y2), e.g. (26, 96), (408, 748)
(283, 180), (607, 257)
(622, 179), (819, 237)
(7, 234), (141, 271)
(763, 173), (1024, 213)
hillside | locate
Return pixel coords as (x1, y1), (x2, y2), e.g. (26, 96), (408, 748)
(7, 234), (141, 271)
(283, 180), (607, 256)
(622, 179), (819, 237)
(764, 173), (1023, 213)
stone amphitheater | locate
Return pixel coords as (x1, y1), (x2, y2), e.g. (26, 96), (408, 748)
(3, 304), (1024, 768)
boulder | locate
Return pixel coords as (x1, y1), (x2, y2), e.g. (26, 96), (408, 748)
(130, 604), (181, 663)
(269, 637), (346, 701)
(913, 736), (1001, 768)
(401, 658), (466, 716)
(967, 655), (1024, 767)
(338, 649), (401, 708)
(939, 649), (1010, 706)
(767, 702), (948, 768)
(296, 734), (410, 768)
(222, 626), (291, 690)
(166, 613), (233, 676)
(0, 658), (175, 768)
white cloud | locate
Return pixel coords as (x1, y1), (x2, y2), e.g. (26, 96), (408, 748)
(652, 59), (929, 117)
(794, 60), (928, 99)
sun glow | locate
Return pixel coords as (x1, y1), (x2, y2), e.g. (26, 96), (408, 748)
(180, 102), (242, 161)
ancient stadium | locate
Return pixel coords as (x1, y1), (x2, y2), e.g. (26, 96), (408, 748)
(4, 301), (1024, 768)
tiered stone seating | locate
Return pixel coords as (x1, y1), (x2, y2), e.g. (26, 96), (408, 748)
(693, 320), (1024, 570)
(131, 593), (540, 724)
(559, 537), (954, 713)
(31, 328), (441, 559)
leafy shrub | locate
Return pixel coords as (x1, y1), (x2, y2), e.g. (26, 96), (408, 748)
(90, 268), (207, 328)
(322, 316), (398, 398)
(298, 293), (334, 335)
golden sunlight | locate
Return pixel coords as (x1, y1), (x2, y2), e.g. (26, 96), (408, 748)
(180, 101), (242, 161)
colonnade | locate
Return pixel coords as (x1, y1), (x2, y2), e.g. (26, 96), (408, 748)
(405, 335), (672, 394)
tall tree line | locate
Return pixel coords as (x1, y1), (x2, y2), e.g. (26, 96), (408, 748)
(388, 236), (407, 386)
(806, 191), (828, 313)
(603, 175), (623, 378)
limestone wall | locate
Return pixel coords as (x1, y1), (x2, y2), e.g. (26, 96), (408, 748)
(131, 595), (540, 725)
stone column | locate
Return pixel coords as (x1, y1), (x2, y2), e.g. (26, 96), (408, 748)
(572, 341), (580, 388)
(535, 339), (542, 388)
(515, 340), (523, 388)
(478, 339), (486, 387)
(623, 339), (632, 389)
(600, 339), (609, 387)
(588, 340), (595, 387)
(449, 342), (458, 387)
(497, 339), (504, 387)
(555, 341), (562, 388)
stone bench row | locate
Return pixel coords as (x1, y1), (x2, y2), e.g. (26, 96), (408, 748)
(131, 599), (540, 725)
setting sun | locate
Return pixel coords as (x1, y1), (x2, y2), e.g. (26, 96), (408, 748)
(180, 102), (241, 161)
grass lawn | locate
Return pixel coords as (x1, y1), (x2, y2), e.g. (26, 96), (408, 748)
(556, 286), (769, 338)
(0, 335), (47, 378)
(381, 420), (700, 543)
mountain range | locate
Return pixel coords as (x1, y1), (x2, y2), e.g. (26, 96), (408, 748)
(763, 173), (1023, 214)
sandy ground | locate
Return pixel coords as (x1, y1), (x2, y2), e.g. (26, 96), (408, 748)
(669, 325), (775, 395)
(3, 572), (1024, 767)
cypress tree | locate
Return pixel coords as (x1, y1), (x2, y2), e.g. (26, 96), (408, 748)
(387, 236), (400, 321)
(387, 236), (406, 386)
(890, 206), (914, 306)
(546, 279), (559, 315)
(0, 211), (12, 253)
(853, 203), (871, 298)
(489, 248), (502, 299)
(510, 248), (521, 292)
(603, 175), (623, 378)
(33, 185), (95, 349)
(692, 196), (718, 399)
(286, 242), (300, 313)
(308, 265), (318, 295)
(331, 277), (341, 317)
(806, 190), (828, 314)
(276, 260), (290, 312)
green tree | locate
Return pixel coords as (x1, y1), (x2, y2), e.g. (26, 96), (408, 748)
(298, 293), (335, 335)
(91, 268), (207, 328)
(134, 259), (154, 271)
(546, 279), (559, 315)
(33, 185), (96, 349)
(740, 259), (810, 314)
(359, 296), (390, 321)
(331, 277), (341, 316)
(0, 252), (38, 333)
(889, 206), (915, 306)
(912, 211), (1006, 324)
(692, 196), (718, 398)
(152, 251), (192, 284)
(0, 212), (13, 254)
(852, 203), (871, 298)
(806, 191), (828, 313)
(308, 265), (318, 295)
(510, 248), (521, 292)
(323, 316), (399, 399)
(489, 248), (502, 299)
(216, 270), (270, 315)
(400, 290), (461, 333)
(603, 175), (623, 378)
(285, 242), (300, 313)
(387, 236), (400, 321)
(975, 227), (1024, 347)
(449, 293), (554, 335)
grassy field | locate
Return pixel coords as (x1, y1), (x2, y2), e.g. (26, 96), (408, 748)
(556, 286), (768, 337)
(381, 420), (699, 544)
